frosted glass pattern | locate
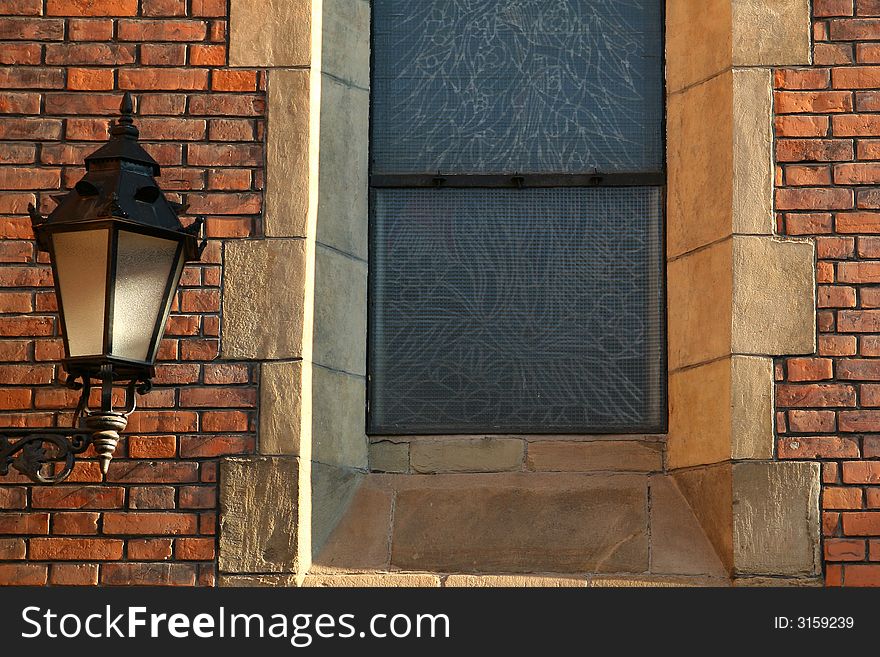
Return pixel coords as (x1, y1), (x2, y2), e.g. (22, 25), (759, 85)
(372, 0), (664, 174)
(52, 229), (109, 357)
(370, 188), (665, 433)
(111, 230), (179, 362)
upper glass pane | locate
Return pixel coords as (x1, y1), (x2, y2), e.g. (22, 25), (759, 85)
(372, 0), (664, 175)
(111, 230), (180, 363)
(52, 229), (109, 358)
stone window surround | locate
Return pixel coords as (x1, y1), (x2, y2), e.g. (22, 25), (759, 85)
(216, 0), (822, 584)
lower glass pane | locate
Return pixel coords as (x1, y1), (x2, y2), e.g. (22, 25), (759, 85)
(369, 187), (665, 434)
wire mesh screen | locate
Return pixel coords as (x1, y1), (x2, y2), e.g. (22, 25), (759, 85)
(369, 187), (665, 434)
(371, 0), (664, 175)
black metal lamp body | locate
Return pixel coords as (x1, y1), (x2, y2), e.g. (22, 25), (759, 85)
(0, 92), (205, 483)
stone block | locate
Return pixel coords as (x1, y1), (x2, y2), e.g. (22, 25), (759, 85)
(259, 360), (303, 456)
(733, 67), (773, 236)
(410, 437), (524, 474)
(311, 366), (368, 469)
(221, 239), (306, 360)
(733, 461), (820, 576)
(666, 0), (732, 93)
(526, 440), (662, 473)
(219, 457), (299, 573)
(672, 463), (733, 575)
(732, 0), (811, 67)
(310, 462), (363, 560)
(313, 244), (367, 374)
(321, 0), (370, 89)
(229, 0), (311, 67)
(302, 573), (441, 587)
(443, 575), (585, 587)
(369, 441), (409, 473)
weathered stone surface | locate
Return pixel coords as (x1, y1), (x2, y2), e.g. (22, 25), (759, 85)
(265, 69), (311, 237)
(312, 481), (392, 571)
(443, 575), (585, 587)
(668, 72), (733, 258)
(733, 576), (822, 587)
(313, 244), (367, 374)
(310, 462), (363, 560)
(668, 359), (731, 469)
(369, 441), (409, 473)
(229, 0), (311, 67)
(316, 77), (369, 259)
(588, 576), (728, 587)
(732, 236), (816, 356)
(311, 366), (368, 469)
(222, 239), (306, 359)
(666, 0), (732, 93)
(219, 574), (298, 587)
(410, 438), (524, 474)
(733, 461), (820, 576)
(260, 361), (302, 456)
(667, 239), (732, 370)
(732, 0), (811, 67)
(302, 573), (440, 587)
(390, 473), (648, 573)
(219, 457), (299, 573)
(673, 463), (733, 575)
(731, 356), (774, 459)
(526, 440), (662, 473)
(649, 476), (727, 578)
(733, 68), (773, 236)
(322, 0), (370, 89)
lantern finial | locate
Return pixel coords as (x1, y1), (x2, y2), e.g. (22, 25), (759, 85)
(110, 91), (138, 140)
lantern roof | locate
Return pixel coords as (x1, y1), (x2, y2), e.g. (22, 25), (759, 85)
(29, 92), (203, 260)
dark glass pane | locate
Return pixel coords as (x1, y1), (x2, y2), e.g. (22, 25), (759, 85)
(369, 187), (665, 434)
(372, 0), (664, 175)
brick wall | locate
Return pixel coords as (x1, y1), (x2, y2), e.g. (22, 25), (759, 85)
(775, 0), (880, 587)
(0, 0), (264, 585)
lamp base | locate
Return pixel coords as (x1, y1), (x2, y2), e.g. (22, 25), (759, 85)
(84, 412), (128, 475)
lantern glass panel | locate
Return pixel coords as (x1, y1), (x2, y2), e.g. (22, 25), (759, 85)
(52, 229), (109, 358)
(110, 229), (180, 362)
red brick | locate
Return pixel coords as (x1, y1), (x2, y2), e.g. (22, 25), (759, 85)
(127, 434), (177, 459)
(776, 187), (853, 210)
(105, 460), (198, 483)
(843, 511), (880, 535)
(784, 213), (833, 234)
(103, 512), (197, 535)
(864, 436), (880, 456)
(0, 92), (40, 115)
(0, 513), (48, 534)
(140, 43), (187, 66)
(839, 310), (880, 331)
(859, 0), (880, 15)
(138, 93), (187, 115)
(179, 485), (215, 509)
(117, 19), (207, 42)
(778, 436), (857, 458)
(50, 564), (98, 585)
(51, 512), (99, 535)
(816, 43), (855, 65)
(775, 68), (831, 89)
(101, 563), (196, 586)
(179, 434), (254, 457)
(824, 462), (841, 484)
(187, 143), (262, 166)
(188, 94), (265, 116)
(119, 68), (209, 91)
(0, 538), (24, 559)
(129, 486), (176, 510)
(175, 537), (214, 560)
(786, 357), (834, 381)
(142, 0), (187, 16)
(0, 17), (64, 40)
(127, 538), (173, 560)
(190, 44), (225, 66)
(32, 486), (124, 509)
(777, 139), (854, 161)
(0, 488), (26, 510)
(0, 387), (34, 409)
(46, 0), (137, 15)
(201, 410), (249, 432)
(775, 116), (830, 138)
(0, 0), (42, 13)
(777, 384), (857, 407)
(137, 118), (207, 141)
(0, 564), (47, 585)
(0, 43), (42, 65)
(785, 164), (832, 186)
(68, 18), (114, 40)
(179, 387), (256, 408)
(775, 90), (854, 113)
(206, 168), (252, 190)
(818, 237), (855, 259)
(45, 43), (136, 65)
(192, 0), (225, 16)
(845, 564), (880, 585)
(833, 66), (880, 89)
(67, 68), (114, 91)
(208, 19), (226, 42)
(212, 70), (258, 91)
(786, 409), (838, 433)
(843, 461), (880, 483)
(199, 512), (216, 535)
(179, 339), (219, 360)
(0, 120), (62, 144)
(824, 486), (863, 509)
(31, 537), (120, 560)
(124, 411), (198, 433)
(868, 487), (880, 506)
(825, 538), (866, 562)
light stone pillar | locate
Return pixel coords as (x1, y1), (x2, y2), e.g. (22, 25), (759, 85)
(219, 0), (370, 584)
(666, 0), (820, 578)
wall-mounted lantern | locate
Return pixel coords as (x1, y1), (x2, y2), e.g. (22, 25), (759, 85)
(0, 92), (205, 484)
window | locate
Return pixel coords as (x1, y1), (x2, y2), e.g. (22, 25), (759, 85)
(368, 0), (665, 434)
